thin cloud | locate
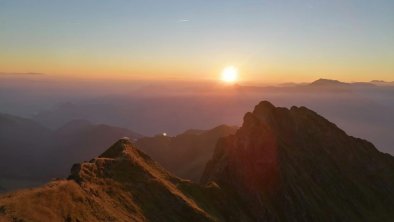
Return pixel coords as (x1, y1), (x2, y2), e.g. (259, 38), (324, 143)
(177, 19), (190, 23)
(0, 72), (45, 76)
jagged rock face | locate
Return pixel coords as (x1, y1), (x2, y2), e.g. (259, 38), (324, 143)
(202, 101), (394, 221)
(1, 101), (394, 222)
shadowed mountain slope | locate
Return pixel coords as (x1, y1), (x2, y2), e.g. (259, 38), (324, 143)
(0, 113), (52, 180)
(136, 125), (238, 181)
(0, 115), (142, 191)
(0, 139), (250, 222)
(202, 101), (394, 221)
(1, 101), (394, 221)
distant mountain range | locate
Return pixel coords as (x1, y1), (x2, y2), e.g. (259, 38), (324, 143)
(370, 80), (394, 85)
(0, 113), (52, 180)
(2, 77), (389, 156)
(1, 101), (393, 221)
(298, 78), (393, 87)
(0, 113), (142, 191)
(309, 78), (376, 87)
(137, 125), (238, 182)
(0, 112), (234, 191)
(309, 78), (348, 86)
(237, 78), (387, 92)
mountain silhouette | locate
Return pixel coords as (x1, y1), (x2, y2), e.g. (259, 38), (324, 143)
(137, 124), (237, 181)
(1, 101), (393, 221)
(202, 101), (394, 221)
(309, 78), (348, 86)
(0, 113), (51, 180)
(0, 115), (142, 191)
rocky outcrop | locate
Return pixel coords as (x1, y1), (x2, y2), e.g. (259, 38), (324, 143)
(202, 101), (394, 221)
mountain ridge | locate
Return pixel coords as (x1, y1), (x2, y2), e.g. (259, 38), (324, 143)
(0, 138), (251, 221)
(202, 101), (394, 221)
(1, 101), (394, 221)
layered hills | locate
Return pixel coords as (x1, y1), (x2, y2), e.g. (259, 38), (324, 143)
(11, 78), (394, 155)
(137, 125), (237, 181)
(0, 112), (233, 191)
(1, 101), (393, 221)
(0, 113), (52, 180)
(0, 114), (142, 191)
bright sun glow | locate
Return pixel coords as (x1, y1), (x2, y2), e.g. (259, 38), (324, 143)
(221, 66), (238, 83)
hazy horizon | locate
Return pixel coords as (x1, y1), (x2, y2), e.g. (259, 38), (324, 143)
(1, 72), (393, 86)
(1, 73), (394, 156)
(1, 0), (393, 83)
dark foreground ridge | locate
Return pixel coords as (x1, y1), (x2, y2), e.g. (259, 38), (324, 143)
(1, 101), (394, 222)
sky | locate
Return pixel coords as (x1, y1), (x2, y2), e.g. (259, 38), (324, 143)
(0, 0), (393, 83)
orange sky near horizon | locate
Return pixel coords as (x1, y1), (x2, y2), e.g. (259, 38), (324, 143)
(1, 1), (393, 84)
(1, 52), (392, 84)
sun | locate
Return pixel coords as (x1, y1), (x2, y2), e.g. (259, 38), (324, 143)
(221, 66), (238, 84)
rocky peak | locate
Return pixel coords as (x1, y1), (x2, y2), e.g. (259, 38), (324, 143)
(99, 137), (133, 158)
(242, 101), (345, 141)
(202, 101), (394, 221)
(246, 100), (290, 131)
(253, 100), (276, 114)
(68, 137), (156, 184)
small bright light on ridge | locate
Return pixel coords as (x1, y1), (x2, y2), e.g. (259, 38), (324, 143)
(221, 66), (238, 83)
